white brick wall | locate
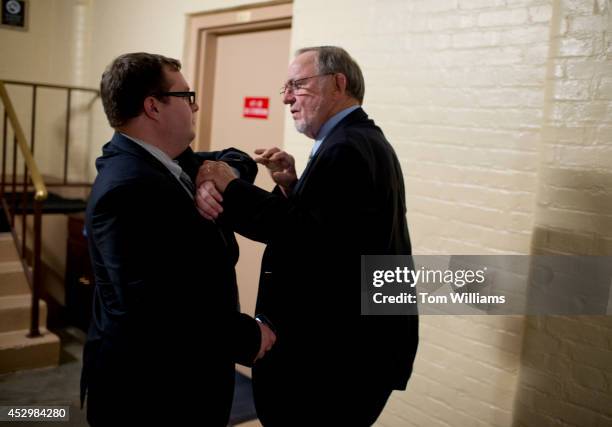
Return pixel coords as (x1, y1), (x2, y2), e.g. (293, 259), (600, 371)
(287, 0), (611, 425)
(289, 0), (549, 424)
(514, 0), (612, 425)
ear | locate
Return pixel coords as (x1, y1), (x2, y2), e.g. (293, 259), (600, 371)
(333, 73), (348, 95)
(142, 96), (161, 121)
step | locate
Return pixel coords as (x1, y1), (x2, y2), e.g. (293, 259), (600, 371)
(0, 294), (47, 333)
(0, 262), (30, 297)
(0, 328), (60, 374)
(0, 235), (20, 263)
(0, 234), (31, 297)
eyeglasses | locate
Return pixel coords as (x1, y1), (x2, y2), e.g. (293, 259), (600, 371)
(279, 73), (334, 95)
(156, 91), (196, 105)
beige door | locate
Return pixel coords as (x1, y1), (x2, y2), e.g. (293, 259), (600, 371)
(207, 28), (290, 321)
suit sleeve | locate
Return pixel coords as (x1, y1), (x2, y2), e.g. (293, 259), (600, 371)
(194, 147), (258, 184)
(220, 142), (374, 246)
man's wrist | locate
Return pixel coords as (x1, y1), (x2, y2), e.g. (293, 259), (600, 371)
(228, 166), (241, 178)
(279, 179), (297, 196)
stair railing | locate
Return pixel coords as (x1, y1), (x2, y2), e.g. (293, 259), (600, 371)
(0, 80), (99, 338)
(0, 81), (47, 337)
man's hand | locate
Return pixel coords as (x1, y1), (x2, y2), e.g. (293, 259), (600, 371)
(195, 181), (223, 220)
(254, 320), (277, 362)
(196, 160), (238, 192)
(254, 147), (297, 193)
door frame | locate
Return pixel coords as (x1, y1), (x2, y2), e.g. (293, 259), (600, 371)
(184, 1), (293, 152)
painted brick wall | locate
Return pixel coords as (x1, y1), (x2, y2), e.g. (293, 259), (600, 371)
(288, 0), (611, 426)
(515, 0), (612, 425)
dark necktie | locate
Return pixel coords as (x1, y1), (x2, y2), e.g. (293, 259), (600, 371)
(179, 170), (195, 197)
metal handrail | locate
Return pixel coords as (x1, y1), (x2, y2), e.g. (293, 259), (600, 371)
(0, 83), (47, 201)
(0, 80), (99, 338)
(1, 80), (100, 184)
(0, 81), (46, 337)
(1, 80), (100, 94)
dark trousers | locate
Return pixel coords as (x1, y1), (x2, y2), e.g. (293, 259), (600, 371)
(357, 386), (393, 426)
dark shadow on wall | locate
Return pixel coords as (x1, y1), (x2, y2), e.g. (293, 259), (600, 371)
(512, 168), (612, 426)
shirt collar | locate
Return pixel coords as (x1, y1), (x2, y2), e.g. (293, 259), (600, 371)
(120, 132), (183, 180)
(311, 105), (360, 157)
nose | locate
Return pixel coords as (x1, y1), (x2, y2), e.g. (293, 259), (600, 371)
(192, 101), (199, 113)
(282, 89), (294, 105)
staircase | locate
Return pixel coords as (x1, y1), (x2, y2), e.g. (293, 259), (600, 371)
(0, 80), (97, 374)
(0, 232), (60, 373)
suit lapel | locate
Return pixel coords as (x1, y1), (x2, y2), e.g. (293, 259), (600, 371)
(292, 108), (368, 196)
(108, 133), (195, 202)
(293, 152), (318, 195)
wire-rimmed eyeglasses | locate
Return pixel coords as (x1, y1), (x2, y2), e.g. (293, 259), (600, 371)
(156, 91), (196, 105)
(279, 73), (334, 95)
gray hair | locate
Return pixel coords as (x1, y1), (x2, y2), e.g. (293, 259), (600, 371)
(296, 46), (365, 103)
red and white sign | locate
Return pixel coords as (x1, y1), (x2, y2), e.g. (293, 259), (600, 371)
(243, 97), (269, 119)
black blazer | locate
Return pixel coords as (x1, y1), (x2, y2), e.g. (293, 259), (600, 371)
(220, 108), (419, 422)
(81, 132), (261, 426)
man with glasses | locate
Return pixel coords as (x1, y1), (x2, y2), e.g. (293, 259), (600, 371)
(81, 52), (276, 426)
(196, 46), (418, 426)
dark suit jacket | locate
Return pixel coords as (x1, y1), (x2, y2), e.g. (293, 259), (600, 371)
(220, 108), (419, 423)
(81, 132), (260, 426)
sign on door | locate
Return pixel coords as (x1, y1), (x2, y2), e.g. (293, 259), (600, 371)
(243, 97), (269, 119)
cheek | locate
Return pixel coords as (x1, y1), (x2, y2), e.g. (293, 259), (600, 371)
(299, 99), (314, 118)
(305, 101), (322, 120)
